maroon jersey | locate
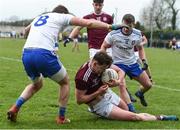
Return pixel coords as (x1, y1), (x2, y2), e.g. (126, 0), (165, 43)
(83, 12), (113, 49)
(75, 62), (103, 95)
(172, 39), (176, 46)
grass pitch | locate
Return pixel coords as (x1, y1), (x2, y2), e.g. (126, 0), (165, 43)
(0, 38), (180, 129)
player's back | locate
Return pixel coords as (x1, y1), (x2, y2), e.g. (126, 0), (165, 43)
(75, 62), (103, 95)
(24, 13), (73, 51)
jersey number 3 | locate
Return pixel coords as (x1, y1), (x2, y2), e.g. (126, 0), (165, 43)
(34, 15), (49, 26)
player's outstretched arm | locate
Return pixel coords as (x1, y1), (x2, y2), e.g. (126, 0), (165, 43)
(70, 17), (123, 30)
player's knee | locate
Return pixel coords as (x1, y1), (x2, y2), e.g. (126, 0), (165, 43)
(147, 81), (152, 88)
(118, 100), (128, 110)
(143, 81), (152, 89)
(33, 79), (43, 90)
(59, 75), (70, 86)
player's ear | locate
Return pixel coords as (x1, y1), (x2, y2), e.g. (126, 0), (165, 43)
(93, 61), (98, 67)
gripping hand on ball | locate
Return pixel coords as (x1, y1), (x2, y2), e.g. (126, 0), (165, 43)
(106, 79), (120, 87)
(98, 85), (108, 95)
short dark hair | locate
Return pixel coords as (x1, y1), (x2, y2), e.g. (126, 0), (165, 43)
(122, 14), (135, 24)
(93, 0), (104, 3)
(52, 5), (69, 14)
(93, 51), (113, 67)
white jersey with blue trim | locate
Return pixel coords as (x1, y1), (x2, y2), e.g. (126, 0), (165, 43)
(24, 13), (73, 51)
(105, 28), (142, 65)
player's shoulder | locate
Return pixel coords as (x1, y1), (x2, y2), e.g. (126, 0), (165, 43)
(109, 29), (121, 36)
(41, 12), (59, 17)
(36, 12), (71, 20)
(132, 28), (142, 36)
(83, 12), (94, 18)
(76, 62), (90, 79)
(102, 11), (112, 18)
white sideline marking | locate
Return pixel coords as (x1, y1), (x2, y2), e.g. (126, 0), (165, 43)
(127, 79), (180, 92)
(153, 84), (180, 92)
(1, 56), (180, 92)
(0, 56), (21, 62)
(0, 56), (77, 72)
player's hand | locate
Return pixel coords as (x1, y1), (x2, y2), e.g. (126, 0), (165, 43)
(63, 38), (73, 47)
(111, 24), (130, 30)
(142, 59), (148, 70)
(98, 85), (108, 95)
(111, 24), (122, 30)
(105, 79), (120, 87)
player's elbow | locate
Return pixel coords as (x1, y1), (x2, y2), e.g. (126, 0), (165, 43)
(146, 82), (152, 89)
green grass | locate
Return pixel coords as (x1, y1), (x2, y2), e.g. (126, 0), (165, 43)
(0, 38), (180, 129)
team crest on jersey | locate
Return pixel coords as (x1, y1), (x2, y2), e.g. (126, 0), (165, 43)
(131, 40), (136, 46)
(103, 17), (107, 22)
(91, 78), (100, 88)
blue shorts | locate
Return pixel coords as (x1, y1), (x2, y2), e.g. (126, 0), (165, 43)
(22, 48), (61, 80)
(114, 63), (143, 78)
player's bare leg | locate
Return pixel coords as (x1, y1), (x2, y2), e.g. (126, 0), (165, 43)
(56, 74), (70, 124)
(119, 75), (136, 112)
(109, 105), (156, 121)
(109, 106), (178, 121)
(134, 71), (152, 106)
(7, 77), (43, 122)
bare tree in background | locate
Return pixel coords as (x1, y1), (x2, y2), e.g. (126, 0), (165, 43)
(153, 0), (171, 30)
(165, 0), (180, 30)
(140, 0), (169, 30)
(140, 0), (179, 30)
(140, 7), (151, 30)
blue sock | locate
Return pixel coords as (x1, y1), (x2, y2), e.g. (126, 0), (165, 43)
(127, 103), (136, 112)
(59, 107), (66, 118)
(15, 97), (25, 108)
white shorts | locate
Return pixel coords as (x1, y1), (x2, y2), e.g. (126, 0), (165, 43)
(73, 38), (78, 43)
(89, 48), (112, 59)
(172, 45), (176, 49)
(88, 89), (120, 118)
